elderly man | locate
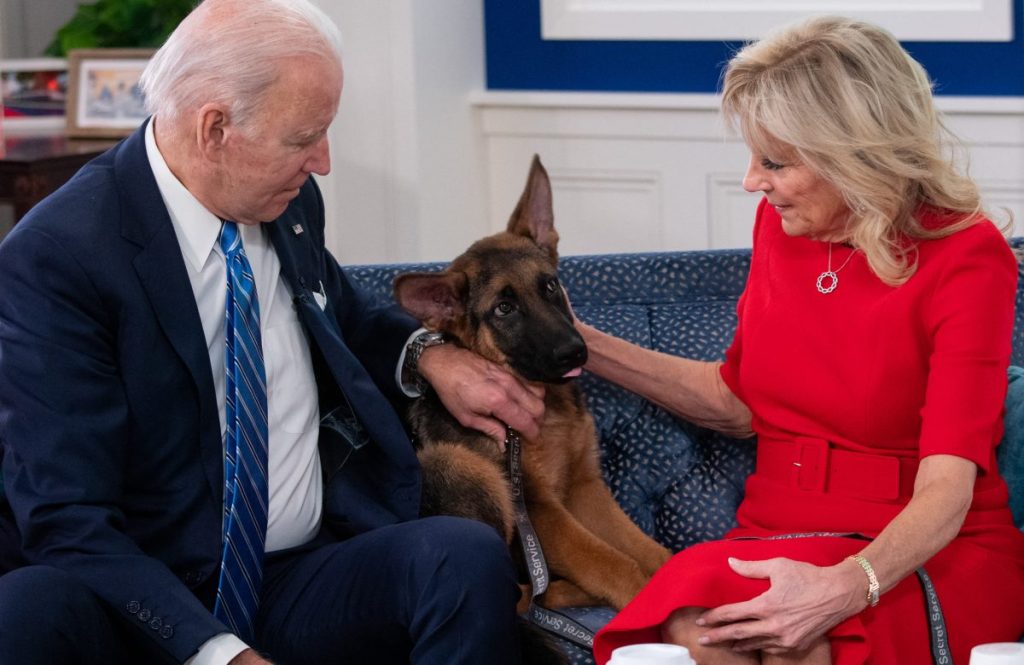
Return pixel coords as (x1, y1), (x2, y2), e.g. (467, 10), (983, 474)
(0, 1), (545, 663)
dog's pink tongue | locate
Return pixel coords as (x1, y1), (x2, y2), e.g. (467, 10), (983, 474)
(562, 367), (583, 378)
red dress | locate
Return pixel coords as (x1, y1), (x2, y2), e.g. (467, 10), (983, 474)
(592, 199), (1024, 664)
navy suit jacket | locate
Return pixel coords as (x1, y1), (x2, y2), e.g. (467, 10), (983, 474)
(0, 122), (422, 661)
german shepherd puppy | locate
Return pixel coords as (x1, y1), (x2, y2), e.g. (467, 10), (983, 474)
(394, 156), (671, 614)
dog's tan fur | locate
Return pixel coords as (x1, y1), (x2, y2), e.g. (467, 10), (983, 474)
(394, 156), (671, 611)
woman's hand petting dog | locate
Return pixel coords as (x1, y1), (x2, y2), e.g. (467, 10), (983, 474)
(418, 344), (546, 447)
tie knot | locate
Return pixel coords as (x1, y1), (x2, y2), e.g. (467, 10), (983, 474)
(220, 221), (242, 256)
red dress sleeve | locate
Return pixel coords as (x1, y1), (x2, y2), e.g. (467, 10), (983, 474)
(917, 221), (1018, 472)
(720, 197), (770, 403)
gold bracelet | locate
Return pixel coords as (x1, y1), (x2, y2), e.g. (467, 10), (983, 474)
(848, 554), (880, 607)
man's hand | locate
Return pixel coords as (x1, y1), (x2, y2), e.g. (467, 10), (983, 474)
(417, 344), (545, 445)
(228, 649), (273, 664)
(695, 557), (866, 654)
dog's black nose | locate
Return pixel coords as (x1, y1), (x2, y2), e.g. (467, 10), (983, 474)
(553, 337), (588, 370)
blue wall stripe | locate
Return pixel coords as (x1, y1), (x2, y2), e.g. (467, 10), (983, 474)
(485, 1), (1024, 96)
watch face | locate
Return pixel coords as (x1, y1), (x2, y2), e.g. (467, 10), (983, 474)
(417, 333), (445, 351)
(408, 332), (446, 366)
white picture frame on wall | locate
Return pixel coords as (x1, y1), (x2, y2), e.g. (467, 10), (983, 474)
(541, 0), (1014, 42)
(65, 48), (153, 139)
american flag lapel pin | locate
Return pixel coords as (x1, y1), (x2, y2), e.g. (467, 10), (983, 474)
(292, 224), (304, 236)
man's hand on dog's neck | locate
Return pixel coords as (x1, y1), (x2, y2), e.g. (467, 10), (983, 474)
(418, 344), (546, 446)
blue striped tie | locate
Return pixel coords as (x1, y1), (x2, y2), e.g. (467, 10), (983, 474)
(213, 221), (269, 643)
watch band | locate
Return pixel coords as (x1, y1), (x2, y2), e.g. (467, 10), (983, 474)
(404, 331), (447, 392)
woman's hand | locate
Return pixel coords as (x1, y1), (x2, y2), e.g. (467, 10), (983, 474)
(696, 556), (867, 654)
(697, 456), (975, 656)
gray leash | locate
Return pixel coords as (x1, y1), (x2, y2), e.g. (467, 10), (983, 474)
(506, 429), (596, 650)
(917, 566), (952, 665)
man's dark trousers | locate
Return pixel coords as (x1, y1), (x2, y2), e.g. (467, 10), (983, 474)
(0, 516), (522, 664)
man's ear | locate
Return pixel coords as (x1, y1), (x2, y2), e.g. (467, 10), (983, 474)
(196, 103), (231, 162)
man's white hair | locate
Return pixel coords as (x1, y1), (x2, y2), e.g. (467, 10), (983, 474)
(139, 0), (343, 130)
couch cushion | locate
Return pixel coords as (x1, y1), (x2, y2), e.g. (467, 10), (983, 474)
(1012, 240), (1023, 368)
(997, 365), (1024, 529)
(561, 252), (756, 551)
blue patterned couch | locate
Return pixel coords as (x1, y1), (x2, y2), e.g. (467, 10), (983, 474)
(347, 243), (1024, 664)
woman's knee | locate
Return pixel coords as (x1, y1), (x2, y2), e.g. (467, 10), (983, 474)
(762, 637), (831, 665)
(661, 606), (705, 645)
(661, 606), (760, 665)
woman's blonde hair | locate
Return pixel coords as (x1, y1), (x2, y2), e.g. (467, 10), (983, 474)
(721, 15), (995, 285)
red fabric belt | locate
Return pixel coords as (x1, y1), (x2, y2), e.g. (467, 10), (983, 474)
(756, 437), (918, 502)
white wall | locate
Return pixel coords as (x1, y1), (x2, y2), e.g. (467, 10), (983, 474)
(312, 0), (489, 265)
(0, 0), (77, 58)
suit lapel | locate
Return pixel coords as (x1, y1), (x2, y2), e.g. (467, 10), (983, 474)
(267, 209), (417, 469)
(114, 122), (223, 501)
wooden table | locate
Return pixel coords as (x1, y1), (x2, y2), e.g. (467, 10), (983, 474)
(0, 134), (118, 222)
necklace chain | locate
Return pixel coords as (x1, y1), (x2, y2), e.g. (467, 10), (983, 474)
(816, 243), (857, 294)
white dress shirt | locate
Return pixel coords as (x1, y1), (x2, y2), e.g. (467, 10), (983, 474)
(145, 122), (323, 664)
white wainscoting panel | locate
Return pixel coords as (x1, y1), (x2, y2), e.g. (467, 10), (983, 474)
(943, 101), (1024, 237)
(543, 167), (664, 254)
(978, 177), (1024, 235)
(473, 92), (1024, 256)
(707, 173), (759, 249)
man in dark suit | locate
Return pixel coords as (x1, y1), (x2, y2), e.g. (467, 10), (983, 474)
(0, 1), (545, 663)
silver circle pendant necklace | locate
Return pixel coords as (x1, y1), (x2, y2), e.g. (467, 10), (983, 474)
(816, 243), (858, 294)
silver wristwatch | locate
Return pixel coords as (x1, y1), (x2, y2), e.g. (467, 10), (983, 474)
(403, 331), (447, 393)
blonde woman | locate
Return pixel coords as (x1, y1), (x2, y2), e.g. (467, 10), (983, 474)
(589, 16), (1024, 665)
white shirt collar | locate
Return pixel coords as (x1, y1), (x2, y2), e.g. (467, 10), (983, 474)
(144, 119), (223, 273)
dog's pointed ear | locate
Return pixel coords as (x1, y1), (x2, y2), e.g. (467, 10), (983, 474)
(393, 271), (468, 329)
(507, 154), (559, 262)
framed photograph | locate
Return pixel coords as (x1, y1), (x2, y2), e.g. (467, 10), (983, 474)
(66, 49), (154, 139)
(1, 58), (68, 134)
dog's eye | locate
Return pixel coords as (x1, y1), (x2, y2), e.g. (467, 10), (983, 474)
(494, 302), (515, 317)
(544, 278), (559, 295)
